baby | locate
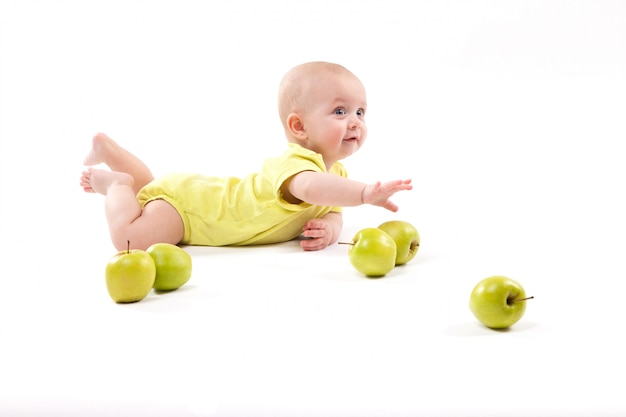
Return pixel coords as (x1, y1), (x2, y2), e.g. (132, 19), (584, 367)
(81, 61), (412, 251)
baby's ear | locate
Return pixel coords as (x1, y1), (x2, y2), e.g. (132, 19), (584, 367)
(286, 113), (307, 141)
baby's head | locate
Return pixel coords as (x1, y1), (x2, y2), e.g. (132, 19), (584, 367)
(278, 62), (367, 145)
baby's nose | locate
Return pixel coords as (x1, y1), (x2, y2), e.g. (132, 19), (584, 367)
(350, 116), (363, 129)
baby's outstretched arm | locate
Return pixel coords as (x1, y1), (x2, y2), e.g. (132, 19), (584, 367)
(285, 171), (412, 212)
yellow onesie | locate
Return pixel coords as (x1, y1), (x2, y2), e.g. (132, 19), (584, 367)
(137, 143), (347, 246)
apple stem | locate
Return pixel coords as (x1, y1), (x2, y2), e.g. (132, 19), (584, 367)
(511, 296), (534, 303)
(127, 240), (130, 254)
(337, 242), (354, 246)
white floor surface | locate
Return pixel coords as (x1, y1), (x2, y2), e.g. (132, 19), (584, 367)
(1, 1), (625, 416)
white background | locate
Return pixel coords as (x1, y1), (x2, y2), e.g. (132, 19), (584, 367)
(1, 1), (625, 416)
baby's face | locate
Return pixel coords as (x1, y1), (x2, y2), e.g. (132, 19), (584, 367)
(299, 73), (368, 168)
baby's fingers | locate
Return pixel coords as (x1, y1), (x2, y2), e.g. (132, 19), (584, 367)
(391, 179), (412, 191)
(383, 200), (400, 212)
(379, 179), (412, 195)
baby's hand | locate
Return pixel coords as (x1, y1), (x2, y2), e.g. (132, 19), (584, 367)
(363, 179), (413, 212)
(300, 219), (334, 251)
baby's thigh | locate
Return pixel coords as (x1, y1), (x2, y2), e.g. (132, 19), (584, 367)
(134, 199), (185, 247)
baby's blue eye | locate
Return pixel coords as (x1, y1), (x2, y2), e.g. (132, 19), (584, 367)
(334, 108), (346, 115)
(357, 108), (365, 116)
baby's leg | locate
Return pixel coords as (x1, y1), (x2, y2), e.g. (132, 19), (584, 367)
(118, 199), (185, 251)
(84, 169), (184, 250)
(83, 133), (155, 195)
(81, 168), (133, 195)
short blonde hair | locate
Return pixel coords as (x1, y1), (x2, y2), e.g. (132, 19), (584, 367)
(277, 62), (358, 138)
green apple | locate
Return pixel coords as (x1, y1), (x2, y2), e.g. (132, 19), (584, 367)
(377, 220), (420, 265)
(146, 243), (192, 291)
(342, 228), (397, 277)
(469, 275), (533, 329)
(105, 243), (156, 303)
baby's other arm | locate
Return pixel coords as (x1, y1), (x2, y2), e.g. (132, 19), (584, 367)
(284, 171), (412, 212)
(300, 212), (342, 251)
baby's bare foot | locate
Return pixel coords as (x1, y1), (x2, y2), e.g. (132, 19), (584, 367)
(83, 133), (113, 166)
(82, 168), (134, 196)
(80, 170), (96, 193)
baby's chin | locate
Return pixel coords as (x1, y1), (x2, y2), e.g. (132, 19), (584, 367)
(339, 143), (361, 159)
